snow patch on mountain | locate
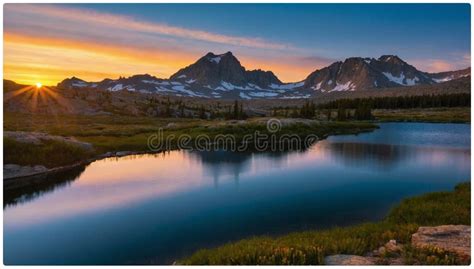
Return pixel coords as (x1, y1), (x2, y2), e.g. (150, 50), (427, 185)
(171, 85), (207, 98)
(269, 81), (304, 90)
(239, 92), (252, 99)
(248, 91), (279, 97)
(108, 84), (124, 91)
(330, 81), (355, 92)
(312, 81), (323, 91)
(405, 76), (420, 86)
(72, 81), (88, 87)
(209, 56), (222, 64)
(432, 74), (468, 83)
(280, 94), (311, 99)
(383, 72), (420, 86)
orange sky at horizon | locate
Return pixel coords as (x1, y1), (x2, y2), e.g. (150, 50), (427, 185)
(4, 4), (469, 87)
(4, 32), (322, 86)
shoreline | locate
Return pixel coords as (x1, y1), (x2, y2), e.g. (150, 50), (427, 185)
(4, 121), (380, 187)
(180, 182), (471, 265)
(4, 119), (470, 185)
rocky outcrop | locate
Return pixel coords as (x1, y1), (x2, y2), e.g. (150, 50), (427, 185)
(4, 131), (94, 179)
(324, 225), (471, 265)
(3, 164), (48, 179)
(4, 131), (93, 150)
(411, 225), (471, 259)
(324, 254), (375, 265)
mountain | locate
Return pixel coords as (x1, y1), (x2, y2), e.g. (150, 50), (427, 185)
(303, 55), (436, 92)
(170, 52), (283, 89)
(58, 51), (308, 99)
(56, 52), (470, 99)
(428, 67), (471, 83)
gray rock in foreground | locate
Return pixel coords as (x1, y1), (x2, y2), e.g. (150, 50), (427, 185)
(411, 225), (471, 259)
(3, 164), (48, 179)
(324, 254), (375, 265)
(4, 131), (93, 150)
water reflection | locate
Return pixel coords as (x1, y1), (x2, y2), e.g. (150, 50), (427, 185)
(4, 165), (86, 207)
(185, 148), (307, 187)
(3, 123), (471, 265)
(320, 142), (470, 171)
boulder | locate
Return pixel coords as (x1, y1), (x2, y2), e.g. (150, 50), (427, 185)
(411, 225), (470, 259)
(385, 239), (402, 253)
(324, 254), (375, 265)
(4, 164), (48, 179)
(4, 131), (93, 150)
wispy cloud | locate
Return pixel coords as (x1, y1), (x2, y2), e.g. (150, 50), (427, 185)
(410, 53), (471, 73)
(7, 4), (465, 85)
(4, 4), (320, 84)
(5, 4), (293, 51)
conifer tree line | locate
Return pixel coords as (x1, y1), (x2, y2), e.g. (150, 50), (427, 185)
(142, 97), (248, 119)
(318, 93), (470, 110)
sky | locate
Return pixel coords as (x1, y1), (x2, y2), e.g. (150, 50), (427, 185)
(4, 3), (471, 85)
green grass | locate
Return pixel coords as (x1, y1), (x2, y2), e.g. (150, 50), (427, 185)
(180, 183), (470, 265)
(4, 137), (96, 168)
(386, 182), (470, 226)
(4, 113), (377, 167)
(373, 107), (470, 123)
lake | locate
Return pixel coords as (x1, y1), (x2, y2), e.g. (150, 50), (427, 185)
(3, 122), (470, 265)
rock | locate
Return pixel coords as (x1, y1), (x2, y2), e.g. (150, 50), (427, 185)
(101, 152), (114, 158)
(324, 254), (375, 265)
(4, 131), (93, 150)
(4, 164), (48, 179)
(411, 225), (470, 259)
(384, 239), (401, 253)
(115, 151), (132, 157)
(377, 246), (386, 255)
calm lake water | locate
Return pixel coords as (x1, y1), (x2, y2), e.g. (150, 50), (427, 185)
(4, 123), (471, 265)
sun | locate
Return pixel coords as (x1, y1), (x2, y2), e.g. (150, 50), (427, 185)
(35, 82), (42, 89)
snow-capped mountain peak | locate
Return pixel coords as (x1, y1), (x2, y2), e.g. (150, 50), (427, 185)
(57, 53), (470, 99)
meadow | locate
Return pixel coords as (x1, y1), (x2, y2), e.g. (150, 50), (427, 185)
(181, 182), (470, 265)
(4, 112), (377, 168)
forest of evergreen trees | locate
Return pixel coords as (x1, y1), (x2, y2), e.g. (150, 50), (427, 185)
(318, 93), (470, 110)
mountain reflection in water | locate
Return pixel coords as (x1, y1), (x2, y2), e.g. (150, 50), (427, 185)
(3, 123), (470, 265)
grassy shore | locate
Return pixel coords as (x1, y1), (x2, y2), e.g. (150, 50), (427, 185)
(373, 107), (470, 123)
(4, 113), (377, 169)
(181, 182), (470, 265)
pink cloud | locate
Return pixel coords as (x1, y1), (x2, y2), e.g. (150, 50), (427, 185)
(410, 54), (470, 73)
(5, 4), (293, 51)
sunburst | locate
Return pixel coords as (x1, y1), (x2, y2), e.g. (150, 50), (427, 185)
(5, 83), (70, 113)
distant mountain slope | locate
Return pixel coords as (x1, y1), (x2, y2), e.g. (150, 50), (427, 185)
(4, 76), (470, 116)
(303, 55), (435, 92)
(56, 52), (470, 99)
(428, 67), (470, 83)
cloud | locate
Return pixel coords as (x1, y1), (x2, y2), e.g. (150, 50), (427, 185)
(5, 3), (327, 83)
(409, 53), (470, 73)
(4, 4), (293, 51)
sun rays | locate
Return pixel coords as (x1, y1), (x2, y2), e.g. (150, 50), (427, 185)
(5, 84), (70, 113)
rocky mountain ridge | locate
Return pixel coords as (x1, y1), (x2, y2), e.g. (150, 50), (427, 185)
(56, 52), (470, 99)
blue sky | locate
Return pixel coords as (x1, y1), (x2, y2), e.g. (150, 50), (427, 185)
(4, 3), (471, 84)
(74, 4), (470, 59)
